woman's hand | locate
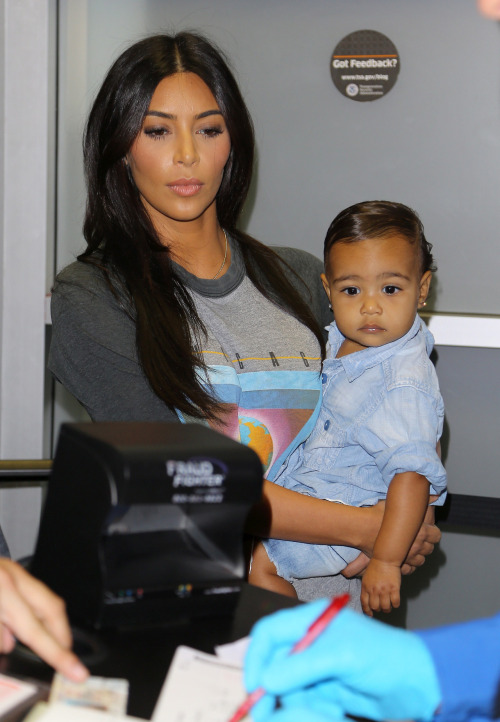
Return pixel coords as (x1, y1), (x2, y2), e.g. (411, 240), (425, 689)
(402, 505), (440, 573)
(343, 503), (441, 578)
(0, 559), (88, 681)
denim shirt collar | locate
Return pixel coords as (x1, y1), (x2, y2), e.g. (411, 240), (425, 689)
(326, 314), (433, 382)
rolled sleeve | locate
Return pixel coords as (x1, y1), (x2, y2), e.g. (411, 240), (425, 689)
(355, 384), (447, 499)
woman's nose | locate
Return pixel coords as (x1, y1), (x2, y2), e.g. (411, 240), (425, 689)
(173, 131), (199, 166)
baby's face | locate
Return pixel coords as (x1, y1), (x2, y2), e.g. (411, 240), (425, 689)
(321, 233), (431, 354)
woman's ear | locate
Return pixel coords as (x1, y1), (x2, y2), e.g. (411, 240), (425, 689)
(123, 156), (136, 186)
(418, 270), (432, 308)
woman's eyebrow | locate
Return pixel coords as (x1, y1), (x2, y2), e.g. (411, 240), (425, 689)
(196, 109), (223, 119)
(145, 109), (223, 120)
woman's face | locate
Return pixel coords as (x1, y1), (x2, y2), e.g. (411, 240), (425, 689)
(127, 72), (231, 238)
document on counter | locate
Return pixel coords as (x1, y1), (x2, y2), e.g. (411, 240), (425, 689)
(0, 673), (42, 718)
(22, 673), (136, 721)
(23, 702), (144, 721)
(49, 673), (129, 715)
(152, 644), (248, 722)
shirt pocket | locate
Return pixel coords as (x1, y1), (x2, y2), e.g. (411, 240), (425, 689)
(303, 413), (345, 469)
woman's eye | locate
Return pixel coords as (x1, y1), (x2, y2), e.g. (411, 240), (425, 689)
(144, 126), (170, 140)
(198, 126), (224, 138)
(383, 285), (400, 295)
(341, 287), (360, 296)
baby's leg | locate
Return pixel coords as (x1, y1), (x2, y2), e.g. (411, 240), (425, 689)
(249, 540), (297, 598)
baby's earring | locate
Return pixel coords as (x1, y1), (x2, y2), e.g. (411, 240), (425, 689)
(419, 301), (427, 308)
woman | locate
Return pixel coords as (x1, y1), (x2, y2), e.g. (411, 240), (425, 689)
(49, 32), (438, 602)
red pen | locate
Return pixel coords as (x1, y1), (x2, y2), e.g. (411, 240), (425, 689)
(228, 592), (350, 722)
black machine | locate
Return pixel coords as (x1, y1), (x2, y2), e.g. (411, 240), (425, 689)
(31, 422), (263, 629)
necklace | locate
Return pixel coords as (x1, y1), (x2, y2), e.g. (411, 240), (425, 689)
(212, 230), (228, 280)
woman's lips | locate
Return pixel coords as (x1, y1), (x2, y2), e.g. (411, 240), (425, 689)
(167, 178), (203, 196)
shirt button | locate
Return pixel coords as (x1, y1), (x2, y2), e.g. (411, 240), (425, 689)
(324, 420), (330, 430)
(321, 373), (327, 384)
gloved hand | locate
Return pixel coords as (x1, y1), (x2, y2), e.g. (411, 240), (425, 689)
(244, 598), (442, 722)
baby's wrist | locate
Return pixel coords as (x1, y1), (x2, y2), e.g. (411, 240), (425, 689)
(369, 556), (403, 570)
(356, 505), (383, 554)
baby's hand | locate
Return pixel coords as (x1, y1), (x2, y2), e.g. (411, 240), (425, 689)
(360, 559), (401, 616)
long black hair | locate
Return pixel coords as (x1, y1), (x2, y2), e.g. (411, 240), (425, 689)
(81, 32), (325, 419)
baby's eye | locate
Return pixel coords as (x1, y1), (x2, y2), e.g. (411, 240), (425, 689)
(383, 285), (400, 295)
(341, 287), (360, 296)
(144, 126), (170, 140)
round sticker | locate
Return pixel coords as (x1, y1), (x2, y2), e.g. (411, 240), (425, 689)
(331, 30), (400, 102)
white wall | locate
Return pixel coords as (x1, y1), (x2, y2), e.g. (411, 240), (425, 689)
(56, 0), (500, 314)
(0, 0), (52, 559)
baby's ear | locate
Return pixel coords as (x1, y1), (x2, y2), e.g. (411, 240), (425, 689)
(418, 271), (432, 307)
(320, 273), (332, 302)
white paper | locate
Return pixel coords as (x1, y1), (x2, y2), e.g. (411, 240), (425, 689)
(214, 636), (249, 665)
(152, 646), (246, 722)
(0, 673), (38, 714)
(24, 701), (144, 721)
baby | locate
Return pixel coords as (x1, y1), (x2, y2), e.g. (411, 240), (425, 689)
(249, 200), (447, 615)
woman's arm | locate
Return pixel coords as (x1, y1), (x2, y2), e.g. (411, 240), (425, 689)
(342, 505), (438, 578)
(245, 480), (440, 564)
(49, 264), (178, 422)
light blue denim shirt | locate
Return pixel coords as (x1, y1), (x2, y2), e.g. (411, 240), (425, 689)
(274, 314), (447, 507)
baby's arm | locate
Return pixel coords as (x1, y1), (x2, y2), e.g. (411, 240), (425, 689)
(360, 472), (430, 616)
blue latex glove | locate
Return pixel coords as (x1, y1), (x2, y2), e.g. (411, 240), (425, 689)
(244, 598), (442, 722)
